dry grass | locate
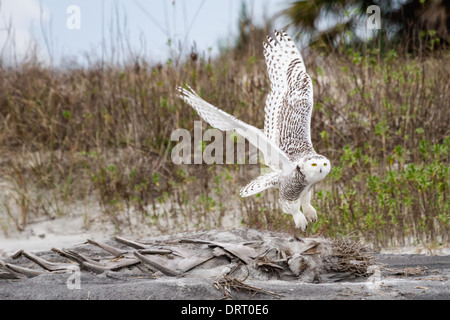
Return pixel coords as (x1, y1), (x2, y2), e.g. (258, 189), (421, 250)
(328, 237), (374, 276)
(214, 275), (284, 299)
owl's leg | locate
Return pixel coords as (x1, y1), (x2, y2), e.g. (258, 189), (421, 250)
(278, 198), (307, 230)
(300, 190), (317, 222)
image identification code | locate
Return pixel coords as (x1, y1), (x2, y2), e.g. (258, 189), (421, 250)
(181, 304), (269, 317)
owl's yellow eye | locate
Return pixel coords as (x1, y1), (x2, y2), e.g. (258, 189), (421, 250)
(311, 163), (317, 167)
(324, 163), (327, 166)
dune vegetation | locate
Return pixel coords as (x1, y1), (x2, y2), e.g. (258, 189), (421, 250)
(0, 6), (448, 249)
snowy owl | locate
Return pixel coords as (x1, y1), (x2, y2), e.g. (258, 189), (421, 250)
(177, 30), (330, 230)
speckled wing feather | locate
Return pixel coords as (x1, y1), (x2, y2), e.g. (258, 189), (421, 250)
(263, 30), (315, 161)
(178, 85), (296, 175)
(240, 171), (280, 197)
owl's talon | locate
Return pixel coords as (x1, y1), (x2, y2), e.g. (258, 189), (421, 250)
(293, 212), (308, 231)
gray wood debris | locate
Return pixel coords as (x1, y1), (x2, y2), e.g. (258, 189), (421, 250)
(0, 228), (376, 297)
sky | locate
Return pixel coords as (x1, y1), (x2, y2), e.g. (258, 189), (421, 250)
(0, 0), (290, 66)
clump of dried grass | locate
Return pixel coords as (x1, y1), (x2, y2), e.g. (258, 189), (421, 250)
(214, 275), (283, 299)
(327, 237), (375, 277)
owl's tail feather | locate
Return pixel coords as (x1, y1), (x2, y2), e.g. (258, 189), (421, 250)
(240, 171), (280, 197)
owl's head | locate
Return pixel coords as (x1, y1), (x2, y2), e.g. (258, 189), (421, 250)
(298, 155), (331, 183)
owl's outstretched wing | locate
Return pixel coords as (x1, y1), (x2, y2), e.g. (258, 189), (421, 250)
(263, 30), (315, 161)
(177, 85), (296, 175)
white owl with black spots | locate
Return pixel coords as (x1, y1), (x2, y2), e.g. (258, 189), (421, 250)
(178, 30), (330, 230)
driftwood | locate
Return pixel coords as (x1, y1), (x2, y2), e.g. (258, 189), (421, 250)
(0, 228), (377, 298)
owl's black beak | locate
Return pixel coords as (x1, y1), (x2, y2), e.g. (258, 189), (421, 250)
(320, 168), (322, 173)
